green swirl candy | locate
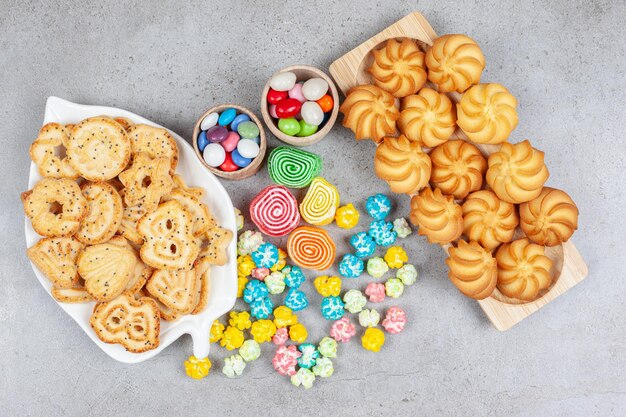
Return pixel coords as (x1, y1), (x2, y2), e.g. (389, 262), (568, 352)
(268, 146), (322, 189)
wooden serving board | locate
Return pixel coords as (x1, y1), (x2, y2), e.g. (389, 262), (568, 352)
(329, 11), (589, 331)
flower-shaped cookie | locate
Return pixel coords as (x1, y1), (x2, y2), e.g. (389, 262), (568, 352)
(409, 187), (463, 245)
(519, 187), (578, 247)
(368, 38), (427, 98)
(462, 190), (518, 250)
(446, 240), (497, 300)
(29, 123), (79, 179)
(429, 140), (487, 199)
(486, 140), (549, 204)
(339, 84), (399, 143)
(399, 88), (457, 147)
(425, 34), (485, 93)
(496, 238), (553, 301)
(456, 83), (519, 144)
(374, 135), (431, 195)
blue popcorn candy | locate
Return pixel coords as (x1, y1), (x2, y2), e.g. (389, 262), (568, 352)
(369, 220), (396, 246)
(321, 296), (345, 320)
(350, 232), (377, 258)
(250, 297), (274, 319)
(378, 229), (397, 246)
(365, 193), (392, 220)
(285, 288), (309, 311)
(243, 280), (269, 304)
(282, 265), (305, 289)
(251, 242), (279, 269)
(338, 254), (364, 278)
(297, 343), (320, 369)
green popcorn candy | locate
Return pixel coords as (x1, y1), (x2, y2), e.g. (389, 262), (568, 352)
(312, 357), (334, 378)
(367, 257), (389, 279)
(343, 289), (367, 314)
(239, 340), (261, 362)
(385, 278), (405, 299)
(265, 271), (286, 295)
(393, 218), (412, 238)
(222, 354), (246, 378)
(358, 308), (380, 328)
(317, 336), (338, 358)
(291, 367), (316, 389)
(396, 264), (418, 286)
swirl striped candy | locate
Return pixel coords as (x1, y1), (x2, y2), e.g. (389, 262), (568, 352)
(250, 185), (300, 237)
(287, 226), (336, 271)
(268, 146), (322, 188)
(299, 177), (340, 226)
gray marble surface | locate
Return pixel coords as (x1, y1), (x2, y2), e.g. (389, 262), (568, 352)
(1, 1), (625, 416)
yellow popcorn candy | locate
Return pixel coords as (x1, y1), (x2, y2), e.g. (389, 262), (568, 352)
(313, 275), (342, 297)
(273, 306), (298, 328)
(289, 323), (308, 343)
(229, 311), (252, 330)
(184, 356), (212, 380)
(220, 326), (245, 350)
(250, 319), (277, 343)
(271, 249), (288, 272)
(237, 276), (248, 298)
(383, 246), (408, 269)
(209, 320), (225, 343)
(237, 254), (255, 277)
(361, 328), (385, 352)
(335, 203), (360, 229)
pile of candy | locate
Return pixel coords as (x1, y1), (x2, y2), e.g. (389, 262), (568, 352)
(198, 108), (261, 171)
(266, 71), (334, 137)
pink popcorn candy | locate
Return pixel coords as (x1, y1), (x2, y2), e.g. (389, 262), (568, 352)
(330, 317), (356, 343)
(272, 345), (301, 376)
(382, 306), (407, 334)
(272, 327), (289, 345)
(365, 282), (386, 303)
(251, 267), (270, 281)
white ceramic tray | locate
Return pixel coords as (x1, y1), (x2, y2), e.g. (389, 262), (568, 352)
(25, 97), (237, 363)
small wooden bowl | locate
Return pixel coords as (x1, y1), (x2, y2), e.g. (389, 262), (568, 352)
(260, 65), (339, 147)
(192, 104), (267, 180)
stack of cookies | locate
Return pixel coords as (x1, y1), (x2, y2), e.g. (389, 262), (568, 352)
(23, 117), (232, 353)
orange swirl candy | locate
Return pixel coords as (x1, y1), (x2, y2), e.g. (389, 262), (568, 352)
(287, 226), (336, 271)
(456, 83), (518, 144)
(429, 140), (486, 199)
(339, 84), (399, 143)
(486, 140), (549, 204)
(462, 190), (518, 250)
(446, 240), (497, 300)
(399, 88), (457, 147)
(409, 187), (463, 245)
(519, 187), (578, 247)
(374, 135), (431, 195)
(496, 238), (553, 301)
(425, 34), (485, 93)
(299, 177), (340, 226)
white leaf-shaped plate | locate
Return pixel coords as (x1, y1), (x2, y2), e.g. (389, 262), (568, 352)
(25, 97), (237, 363)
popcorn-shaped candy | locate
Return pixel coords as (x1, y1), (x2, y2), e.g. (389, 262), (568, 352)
(366, 193), (392, 220)
(209, 320), (225, 343)
(229, 310), (252, 330)
(365, 282), (386, 303)
(237, 276), (248, 298)
(273, 305), (298, 328)
(271, 248), (287, 272)
(369, 220), (397, 247)
(321, 296), (345, 320)
(273, 345), (301, 376)
(239, 339), (261, 362)
(367, 257), (389, 278)
(184, 356), (212, 380)
(397, 264), (418, 286)
(330, 317), (356, 343)
(251, 267), (270, 280)
(252, 242), (279, 268)
(378, 230), (398, 246)
(314, 275), (341, 297)
(361, 328), (385, 352)
(265, 271), (286, 294)
(382, 306), (407, 334)
(237, 230), (264, 255)
(312, 357), (334, 378)
(335, 203), (360, 229)
(338, 254), (364, 278)
(385, 278), (405, 298)
(317, 336), (338, 358)
(250, 319), (276, 343)
(358, 308), (381, 328)
(285, 288), (309, 311)
(297, 343), (320, 369)
(291, 367), (316, 389)
(234, 207), (244, 231)
(220, 326), (245, 350)
(237, 254), (255, 277)
(343, 289), (367, 314)
(289, 323), (308, 343)
(283, 265), (306, 288)
(384, 246), (408, 268)
(250, 297), (274, 319)
(243, 280), (269, 303)
(350, 232), (377, 258)
(272, 326), (289, 345)
(393, 218), (412, 238)
(222, 354), (246, 378)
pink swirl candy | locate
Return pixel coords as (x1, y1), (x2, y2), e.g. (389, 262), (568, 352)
(382, 306), (407, 334)
(272, 345), (301, 376)
(330, 317), (356, 343)
(272, 327), (289, 345)
(250, 185), (300, 237)
(365, 282), (386, 303)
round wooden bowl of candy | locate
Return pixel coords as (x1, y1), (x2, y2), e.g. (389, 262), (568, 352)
(192, 104), (267, 180)
(260, 65), (339, 147)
